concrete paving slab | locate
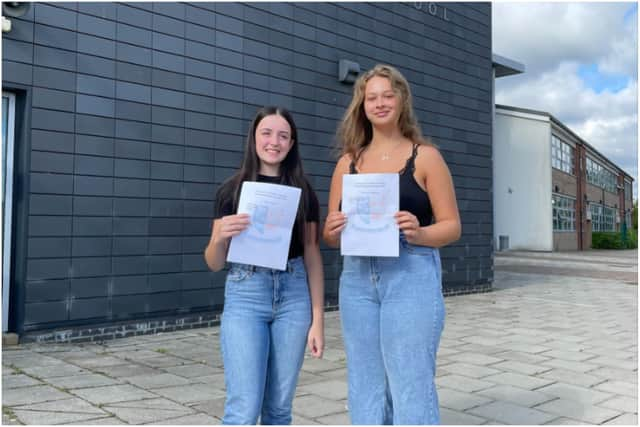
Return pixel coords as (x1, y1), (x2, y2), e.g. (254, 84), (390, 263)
(297, 379), (348, 401)
(292, 394), (349, 419)
(151, 383), (225, 404)
(15, 397), (106, 414)
(545, 416), (592, 424)
(21, 363), (90, 379)
(490, 360), (553, 376)
(603, 413), (639, 425)
(436, 374), (495, 393)
(593, 380), (638, 398)
(66, 416), (127, 424)
(189, 397), (226, 419)
(11, 409), (109, 425)
(2, 373), (42, 388)
(536, 382), (614, 404)
(125, 373), (192, 389)
(163, 363), (221, 378)
(438, 387), (493, 411)
(467, 400), (557, 424)
(314, 411), (351, 425)
(2, 384), (72, 406)
(70, 384), (157, 405)
(535, 398), (622, 424)
(597, 395), (638, 413)
(439, 407), (486, 425)
(537, 368), (606, 388)
(480, 372), (555, 391)
(92, 363), (162, 378)
(588, 366), (639, 383)
(101, 404), (193, 424)
(476, 384), (556, 407)
(153, 413), (220, 424)
(45, 373), (122, 389)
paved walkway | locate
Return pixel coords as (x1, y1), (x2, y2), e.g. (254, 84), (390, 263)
(2, 250), (637, 425)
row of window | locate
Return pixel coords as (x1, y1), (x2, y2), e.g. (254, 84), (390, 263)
(551, 136), (625, 197)
(552, 194), (618, 232)
(586, 157), (617, 193)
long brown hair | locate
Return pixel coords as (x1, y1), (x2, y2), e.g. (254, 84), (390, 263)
(336, 64), (431, 162)
(216, 106), (315, 245)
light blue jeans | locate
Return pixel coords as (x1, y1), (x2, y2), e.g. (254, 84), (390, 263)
(220, 257), (311, 425)
(339, 234), (445, 425)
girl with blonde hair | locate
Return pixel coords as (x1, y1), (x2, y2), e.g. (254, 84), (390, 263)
(323, 64), (461, 424)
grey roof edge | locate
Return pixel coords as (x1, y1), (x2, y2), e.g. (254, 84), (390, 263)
(492, 53), (525, 78)
(496, 104), (634, 181)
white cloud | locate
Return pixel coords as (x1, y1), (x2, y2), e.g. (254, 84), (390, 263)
(493, 2), (638, 197)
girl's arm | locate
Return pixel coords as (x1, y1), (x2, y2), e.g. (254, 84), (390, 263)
(304, 221), (324, 358)
(204, 214), (250, 271)
(396, 145), (461, 247)
(322, 155), (351, 248)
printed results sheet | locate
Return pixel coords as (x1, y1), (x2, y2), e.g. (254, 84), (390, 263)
(341, 173), (399, 257)
(227, 181), (301, 270)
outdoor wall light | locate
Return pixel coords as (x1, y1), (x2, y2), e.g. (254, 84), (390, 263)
(2, 2), (30, 33)
(338, 59), (360, 84)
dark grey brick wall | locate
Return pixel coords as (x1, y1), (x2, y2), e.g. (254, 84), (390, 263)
(3, 2), (493, 335)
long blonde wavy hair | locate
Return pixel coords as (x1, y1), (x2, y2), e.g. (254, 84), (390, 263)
(336, 64), (431, 162)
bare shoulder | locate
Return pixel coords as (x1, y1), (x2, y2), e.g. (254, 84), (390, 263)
(415, 144), (447, 170)
(335, 153), (352, 174)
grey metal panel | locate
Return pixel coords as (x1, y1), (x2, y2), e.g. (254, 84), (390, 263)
(77, 34), (115, 59)
(28, 237), (72, 258)
(73, 196), (113, 216)
(3, 60), (34, 85)
(70, 277), (109, 298)
(3, 38), (35, 64)
(29, 195), (72, 216)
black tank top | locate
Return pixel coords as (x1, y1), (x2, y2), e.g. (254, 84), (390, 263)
(349, 144), (433, 226)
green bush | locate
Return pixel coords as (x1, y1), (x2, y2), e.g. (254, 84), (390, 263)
(592, 230), (638, 249)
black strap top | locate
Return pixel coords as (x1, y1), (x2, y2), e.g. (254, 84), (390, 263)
(349, 144), (433, 226)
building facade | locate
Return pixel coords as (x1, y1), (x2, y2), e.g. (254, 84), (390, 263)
(494, 105), (634, 252)
(2, 2), (493, 341)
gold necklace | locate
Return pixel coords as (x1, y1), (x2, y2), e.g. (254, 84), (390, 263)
(379, 142), (403, 161)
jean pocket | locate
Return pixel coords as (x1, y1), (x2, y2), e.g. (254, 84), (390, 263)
(401, 239), (435, 256)
(227, 267), (252, 282)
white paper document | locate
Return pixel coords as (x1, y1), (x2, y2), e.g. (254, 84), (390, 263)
(341, 173), (399, 257)
(227, 181), (301, 270)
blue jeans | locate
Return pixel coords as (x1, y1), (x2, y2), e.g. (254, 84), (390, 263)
(220, 257), (311, 425)
(339, 234), (445, 425)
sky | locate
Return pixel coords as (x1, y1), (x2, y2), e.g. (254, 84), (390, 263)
(493, 2), (638, 199)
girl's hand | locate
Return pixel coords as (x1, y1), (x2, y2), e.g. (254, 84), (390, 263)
(214, 214), (250, 244)
(395, 211), (422, 244)
(307, 321), (324, 359)
(324, 211), (347, 239)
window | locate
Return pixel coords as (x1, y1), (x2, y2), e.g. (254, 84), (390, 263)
(2, 91), (16, 332)
(551, 135), (574, 174)
(552, 193), (576, 231)
(586, 157), (617, 193)
(624, 181), (632, 200)
(590, 203), (616, 232)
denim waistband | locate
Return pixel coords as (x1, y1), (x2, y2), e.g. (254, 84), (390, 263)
(229, 256), (304, 274)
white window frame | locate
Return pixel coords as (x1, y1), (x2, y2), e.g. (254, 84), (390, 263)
(2, 91), (16, 332)
(552, 193), (576, 232)
(551, 135), (574, 175)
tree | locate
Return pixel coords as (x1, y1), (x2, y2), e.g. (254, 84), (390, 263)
(634, 200), (638, 230)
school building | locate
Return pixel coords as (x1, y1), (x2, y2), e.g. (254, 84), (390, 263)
(493, 105), (634, 252)
(2, 2), (496, 342)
